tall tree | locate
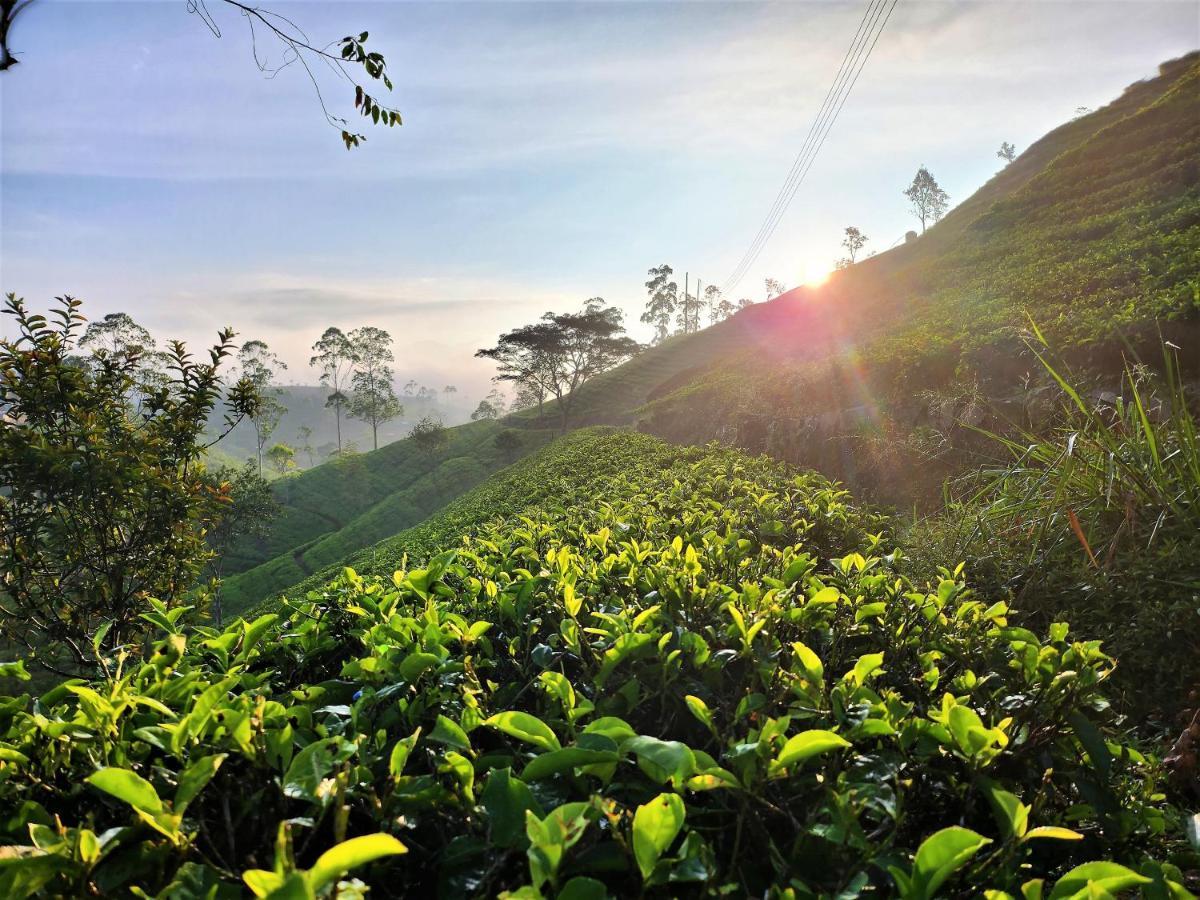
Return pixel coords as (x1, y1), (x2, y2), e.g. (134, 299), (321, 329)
(79, 312), (155, 357)
(997, 141), (1017, 164)
(0, 3), (401, 150)
(310, 326), (356, 454)
(676, 283), (704, 335)
(764, 278), (787, 301)
(347, 326), (402, 450)
(842, 227), (868, 264)
(702, 285), (737, 325)
(903, 166), (950, 233)
(0, 294), (258, 670)
(478, 300), (640, 433)
(641, 264), (678, 344)
(237, 340), (287, 475)
(78, 311), (171, 400)
(294, 424), (315, 467)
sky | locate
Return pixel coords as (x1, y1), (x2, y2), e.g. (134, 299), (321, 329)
(1, 0), (1196, 400)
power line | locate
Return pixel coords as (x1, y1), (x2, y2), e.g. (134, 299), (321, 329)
(720, 0), (884, 295)
(720, 0), (898, 297)
(722, 0), (895, 296)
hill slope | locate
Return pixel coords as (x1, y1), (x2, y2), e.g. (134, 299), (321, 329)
(507, 53), (1197, 449)
(9, 430), (1187, 898)
(634, 52), (1200, 501)
(221, 53), (1199, 611)
(215, 420), (558, 614)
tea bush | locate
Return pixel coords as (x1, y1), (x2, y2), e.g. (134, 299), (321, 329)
(0, 435), (1192, 898)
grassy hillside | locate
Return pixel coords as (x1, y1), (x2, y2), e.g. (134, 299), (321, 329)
(503, 55), (1198, 461)
(6, 430), (1190, 897)
(219, 54), (1199, 621)
(633, 53), (1200, 502)
(243, 428), (709, 616)
(216, 420), (557, 615)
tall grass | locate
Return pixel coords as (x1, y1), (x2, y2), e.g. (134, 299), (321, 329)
(964, 339), (1198, 569)
(913, 338), (1199, 721)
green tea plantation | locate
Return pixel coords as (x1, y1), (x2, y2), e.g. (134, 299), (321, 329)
(0, 433), (1192, 897)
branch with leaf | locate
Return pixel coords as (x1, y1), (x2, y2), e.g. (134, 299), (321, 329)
(0, 0), (402, 148)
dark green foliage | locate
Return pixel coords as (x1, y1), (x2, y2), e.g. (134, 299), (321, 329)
(908, 347), (1200, 720)
(495, 428), (523, 459)
(0, 433), (1188, 897)
(204, 462), (279, 626)
(0, 294), (257, 671)
(409, 415), (450, 456)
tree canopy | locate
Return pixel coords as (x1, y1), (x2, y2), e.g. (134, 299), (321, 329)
(477, 300), (640, 431)
(0, 294), (258, 670)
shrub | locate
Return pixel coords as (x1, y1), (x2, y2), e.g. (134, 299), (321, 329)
(0, 295), (257, 673)
(0, 436), (1188, 897)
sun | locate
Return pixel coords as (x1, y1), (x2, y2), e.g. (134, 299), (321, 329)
(799, 261), (833, 288)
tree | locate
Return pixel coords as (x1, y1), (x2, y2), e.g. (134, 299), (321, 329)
(78, 311), (173, 401)
(0, 2), (401, 149)
(737, 297), (754, 311)
(294, 424), (315, 467)
(266, 442), (296, 475)
(79, 311), (155, 357)
(408, 415), (449, 456)
(842, 227), (868, 264)
(347, 326), (402, 450)
(510, 380), (547, 417)
(237, 340), (287, 475)
(442, 385), (458, 403)
(471, 399), (499, 421)
(0, 294), (257, 671)
(641, 265), (678, 344)
(204, 461), (277, 626)
(310, 327), (356, 454)
(997, 142), (1017, 164)
(764, 278), (787, 300)
(478, 300), (641, 433)
(675, 285), (704, 335)
(494, 428), (523, 460)
(703, 285), (720, 325)
(903, 166), (949, 233)
(471, 388), (507, 421)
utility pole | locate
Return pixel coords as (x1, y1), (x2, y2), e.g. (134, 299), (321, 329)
(686, 273), (696, 336)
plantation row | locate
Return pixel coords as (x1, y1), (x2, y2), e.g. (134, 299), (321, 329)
(247, 430), (710, 616)
(0, 433), (1190, 897)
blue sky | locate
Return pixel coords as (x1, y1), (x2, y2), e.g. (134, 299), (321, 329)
(1, 0), (1196, 399)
